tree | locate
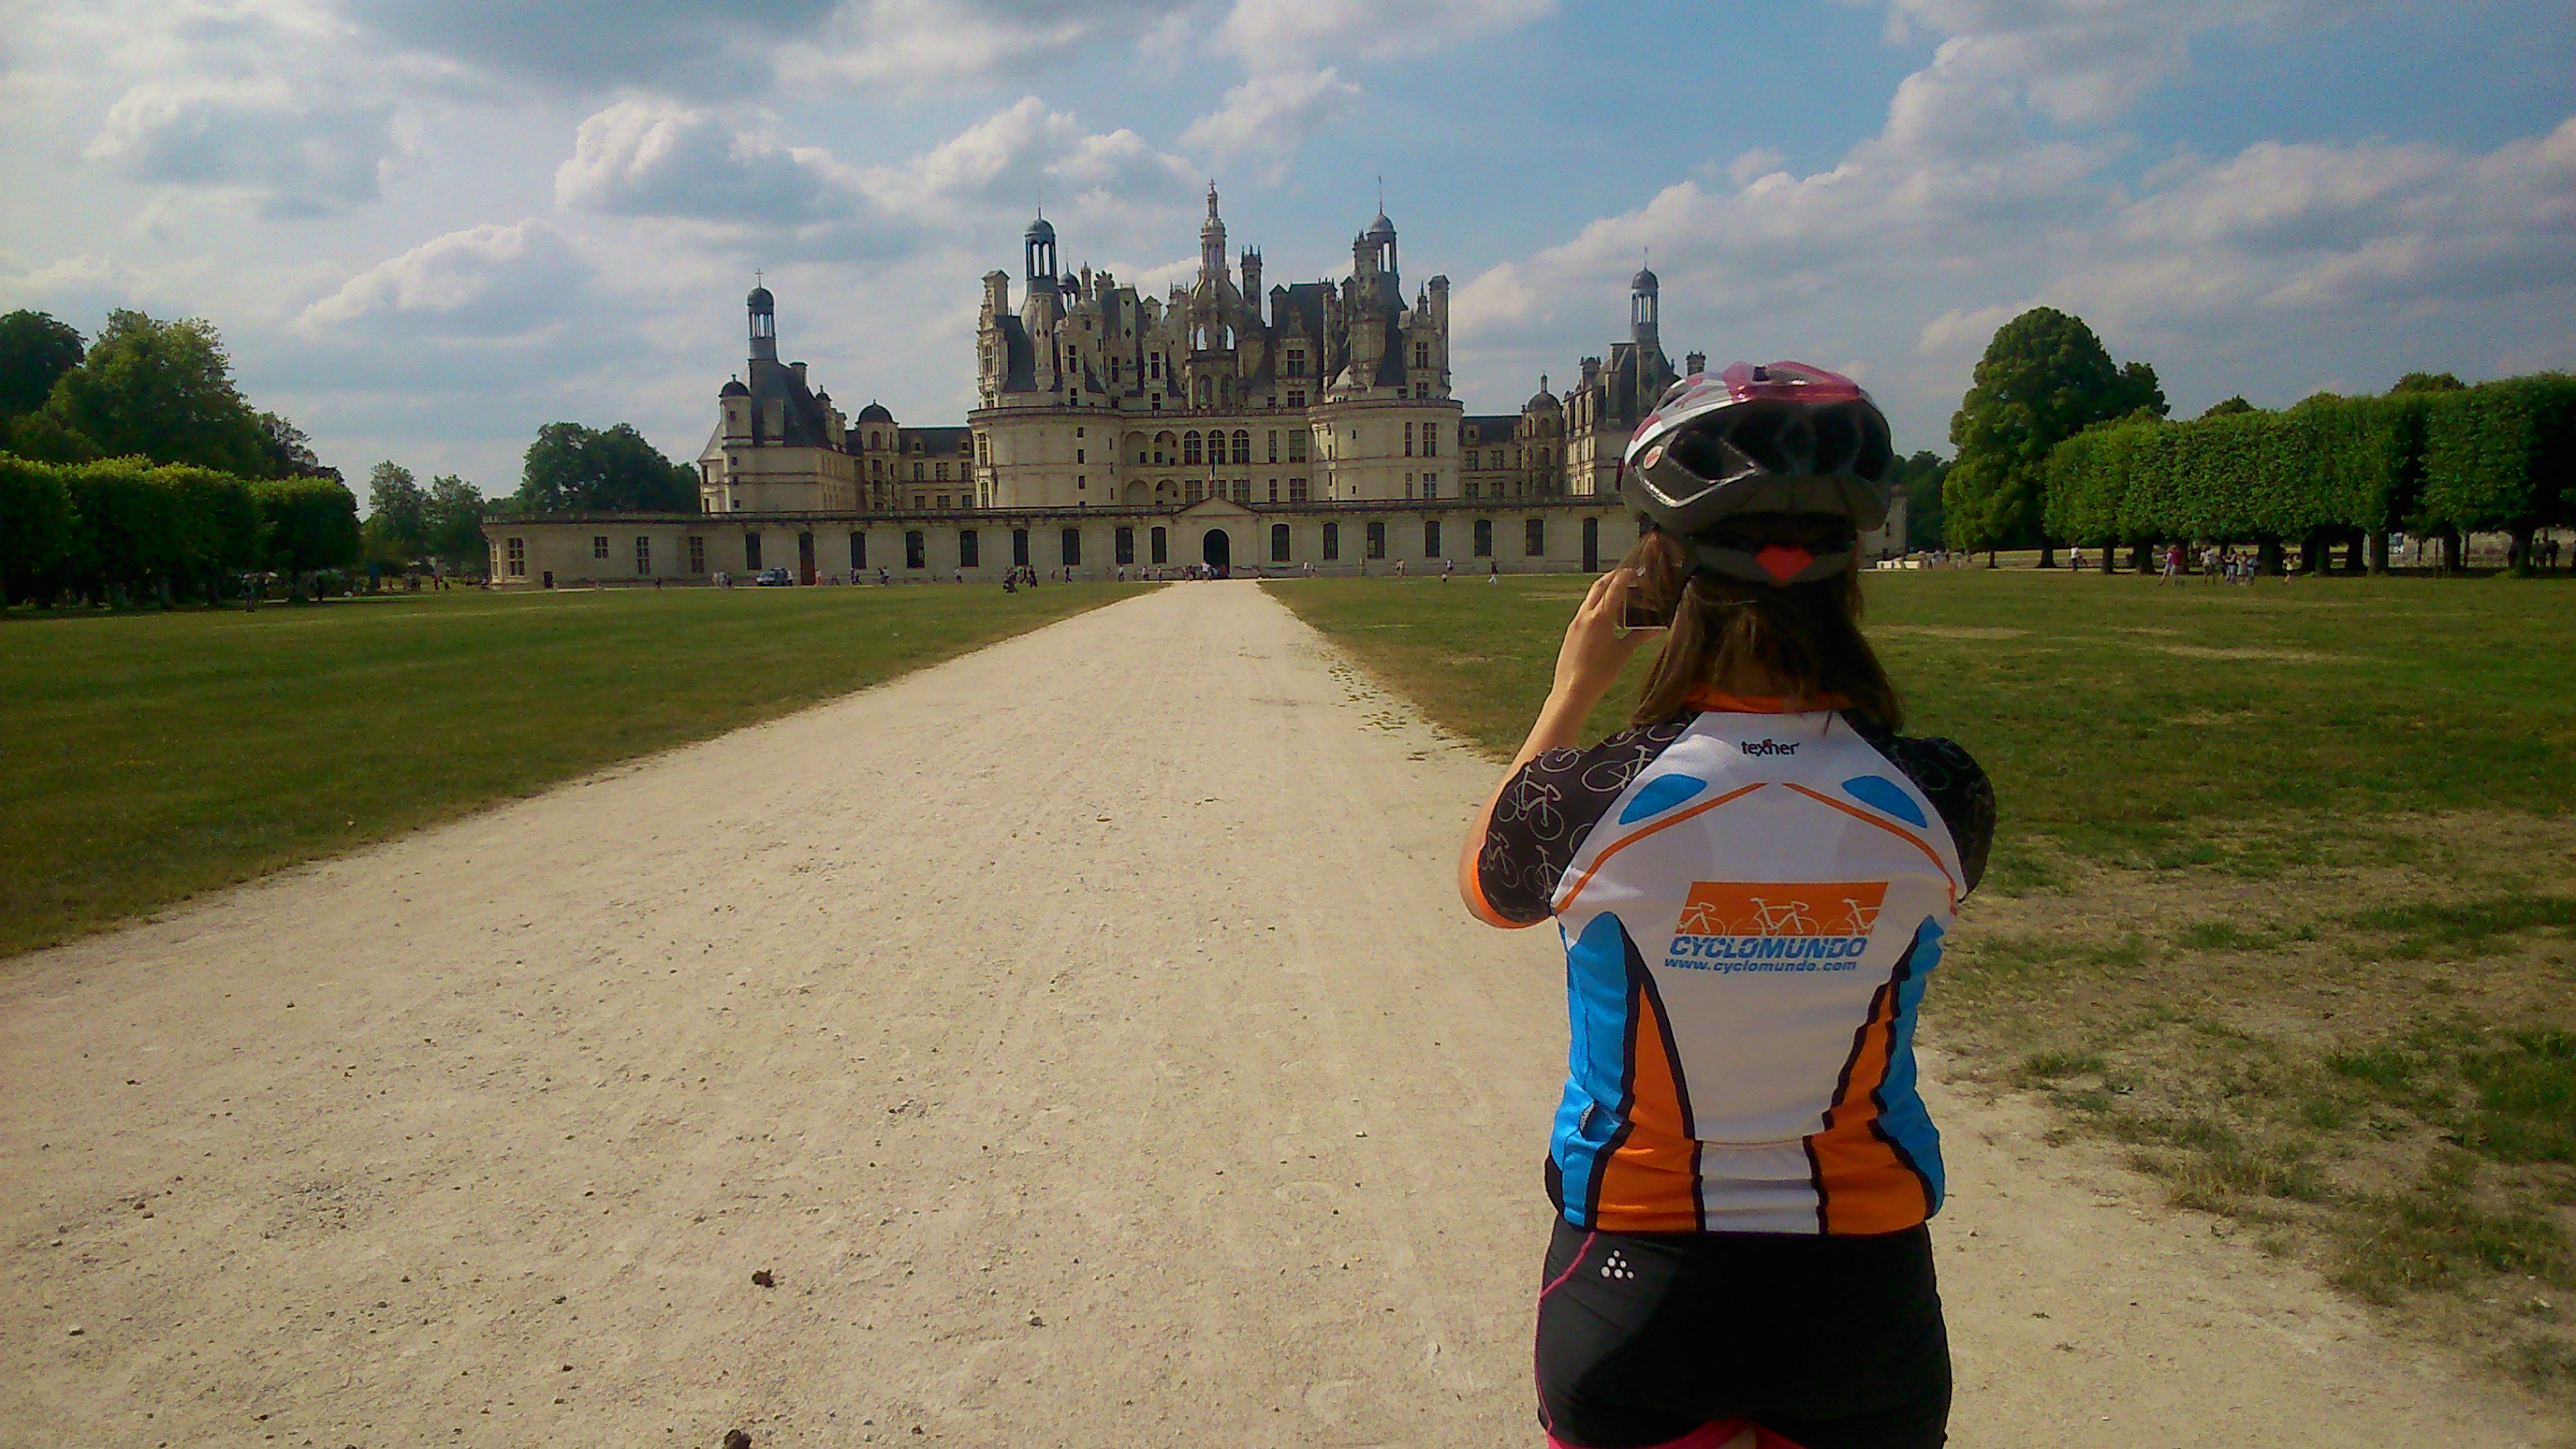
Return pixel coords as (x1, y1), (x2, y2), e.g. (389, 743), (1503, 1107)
(257, 412), (335, 480)
(38, 310), (271, 474)
(254, 477), (362, 590)
(513, 422), (695, 513)
(2390, 372), (2465, 396)
(422, 476), (489, 572)
(1944, 307), (2166, 561)
(363, 461), (428, 568)
(0, 310), (85, 418)
(2200, 396), (2256, 418)
(1887, 451), (1948, 551)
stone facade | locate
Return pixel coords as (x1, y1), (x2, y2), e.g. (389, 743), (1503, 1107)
(507, 201), (1905, 584)
(485, 498), (1644, 588)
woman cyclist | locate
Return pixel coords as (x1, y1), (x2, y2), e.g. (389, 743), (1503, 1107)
(1457, 362), (1993, 1449)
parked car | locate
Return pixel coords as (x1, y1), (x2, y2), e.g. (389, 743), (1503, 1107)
(752, 567), (793, 587)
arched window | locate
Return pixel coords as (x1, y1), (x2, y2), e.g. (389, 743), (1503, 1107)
(1194, 376), (1211, 406)
(1183, 432), (1202, 466)
(870, 431), (881, 449)
(1231, 430), (1251, 465)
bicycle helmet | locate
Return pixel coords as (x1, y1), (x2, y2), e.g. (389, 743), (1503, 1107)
(1622, 361), (1895, 585)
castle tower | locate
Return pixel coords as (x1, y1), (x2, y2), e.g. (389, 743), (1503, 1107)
(1630, 261), (1659, 348)
(1239, 246), (1262, 327)
(1199, 183), (1227, 285)
(1024, 213), (1059, 292)
(748, 281), (777, 363)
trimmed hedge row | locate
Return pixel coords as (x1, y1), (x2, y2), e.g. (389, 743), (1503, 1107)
(1, 454), (359, 605)
(2043, 376), (2574, 559)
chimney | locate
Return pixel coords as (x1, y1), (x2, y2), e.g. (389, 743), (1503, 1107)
(1240, 247), (1262, 325)
(1686, 351), (1707, 377)
(791, 361), (807, 387)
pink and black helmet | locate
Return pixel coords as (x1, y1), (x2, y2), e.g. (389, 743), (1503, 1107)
(1621, 361), (1895, 585)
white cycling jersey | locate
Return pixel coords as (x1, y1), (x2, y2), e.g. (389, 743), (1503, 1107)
(1535, 706), (1965, 1235)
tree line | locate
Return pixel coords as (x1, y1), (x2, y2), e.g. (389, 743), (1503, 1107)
(1942, 307), (2574, 573)
(2, 304), (703, 607)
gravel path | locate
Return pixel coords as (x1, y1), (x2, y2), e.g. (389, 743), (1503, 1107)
(1, 581), (2557, 1447)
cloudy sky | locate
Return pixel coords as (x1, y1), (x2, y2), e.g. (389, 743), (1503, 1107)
(3, 0), (2570, 491)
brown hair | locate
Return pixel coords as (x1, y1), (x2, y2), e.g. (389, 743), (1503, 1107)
(1622, 517), (1903, 734)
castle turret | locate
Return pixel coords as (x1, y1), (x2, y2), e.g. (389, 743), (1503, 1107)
(1198, 183), (1227, 285)
(747, 283), (777, 363)
(1630, 262), (1659, 347)
(1239, 246), (1262, 326)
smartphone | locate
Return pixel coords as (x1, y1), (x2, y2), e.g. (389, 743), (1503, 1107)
(1620, 567), (1673, 630)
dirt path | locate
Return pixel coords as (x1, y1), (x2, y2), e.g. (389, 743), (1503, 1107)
(1, 581), (2558, 1448)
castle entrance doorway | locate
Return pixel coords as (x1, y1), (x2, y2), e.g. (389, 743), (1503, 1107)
(798, 532), (816, 585)
(1202, 528), (1232, 578)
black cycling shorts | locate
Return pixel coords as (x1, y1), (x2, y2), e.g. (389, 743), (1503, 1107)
(1534, 1216), (1950, 1449)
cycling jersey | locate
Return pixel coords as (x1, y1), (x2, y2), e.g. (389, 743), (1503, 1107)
(1474, 693), (1993, 1237)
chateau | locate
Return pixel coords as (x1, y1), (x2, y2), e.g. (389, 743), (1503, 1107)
(490, 193), (1897, 587)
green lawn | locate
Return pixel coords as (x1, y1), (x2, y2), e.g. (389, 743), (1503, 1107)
(0, 583), (1139, 958)
(1269, 568), (2576, 1397)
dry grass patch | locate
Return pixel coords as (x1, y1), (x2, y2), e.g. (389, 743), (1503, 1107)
(1932, 813), (2576, 1398)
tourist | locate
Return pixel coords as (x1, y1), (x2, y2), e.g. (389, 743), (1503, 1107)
(2161, 543), (2183, 584)
(2067, 544), (2085, 572)
(1443, 559), (1456, 583)
(1457, 362), (1988, 1449)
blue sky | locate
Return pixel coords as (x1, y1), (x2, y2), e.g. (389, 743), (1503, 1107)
(2, 0), (2569, 493)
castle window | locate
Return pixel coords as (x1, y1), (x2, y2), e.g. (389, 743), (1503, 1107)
(1266, 430), (1279, 464)
(1286, 349), (1305, 378)
(1322, 521), (1339, 560)
(1151, 354), (1162, 379)
(1403, 476), (1414, 500)
(1424, 520), (1442, 558)
(1232, 430), (1250, 465)
(1232, 480), (1249, 505)
(593, 535), (608, 559)
(744, 533), (763, 571)
(1525, 518), (1546, 556)
(1473, 520), (1494, 557)
(959, 529), (979, 568)
(1424, 426), (1438, 457)
(1061, 528), (1081, 568)
(1422, 473), (1438, 500)
(1183, 432), (1202, 466)
(1289, 477), (1308, 503)
(1267, 479), (1277, 503)
(849, 531), (866, 570)
(913, 494), (925, 509)
(1194, 376), (1211, 406)
(1364, 521), (1386, 559)
(505, 538), (525, 577)
(1185, 481), (1202, 504)
(935, 495), (949, 510)
(1415, 343), (1429, 368)
(1287, 389), (1305, 408)
(1414, 382), (1428, 399)
(936, 462), (949, 481)
(689, 536), (706, 573)
(1076, 448), (1084, 464)
(913, 462), (925, 481)
(905, 530), (925, 569)
(870, 432), (881, 449)
(1115, 527), (1134, 565)
(1012, 528), (1030, 567)
(1271, 524), (1290, 563)
(1403, 422), (1415, 457)
(1151, 526), (1168, 564)
(1287, 432), (1308, 463)
(635, 536), (651, 573)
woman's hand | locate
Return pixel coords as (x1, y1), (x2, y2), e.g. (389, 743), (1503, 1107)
(1459, 568), (1661, 925)
(1552, 567), (1659, 711)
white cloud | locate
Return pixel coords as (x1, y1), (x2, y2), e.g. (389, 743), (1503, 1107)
(1180, 69), (1359, 170)
(872, 96), (1194, 219)
(299, 218), (590, 339)
(1213, 0), (1554, 66)
(555, 101), (858, 222)
(87, 83), (402, 216)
